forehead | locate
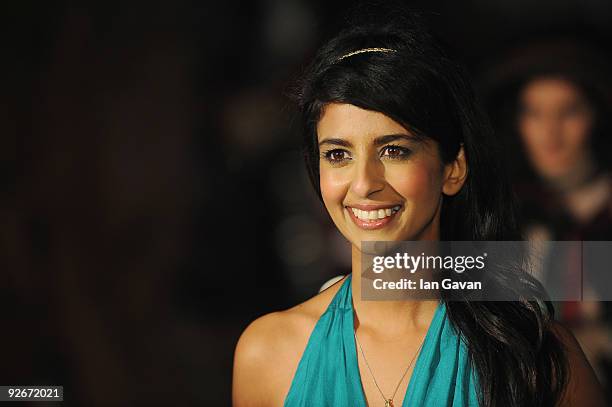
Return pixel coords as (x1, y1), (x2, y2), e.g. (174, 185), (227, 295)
(521, 77), (585, 107)
(317, 103), (408, 140)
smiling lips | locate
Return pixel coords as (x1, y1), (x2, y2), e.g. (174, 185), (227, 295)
(345, 204), (402, 230)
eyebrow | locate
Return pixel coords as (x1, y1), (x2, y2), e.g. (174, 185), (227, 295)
(318, 133), (419, 148)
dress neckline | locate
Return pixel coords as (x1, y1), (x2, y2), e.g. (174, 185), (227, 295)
(342, 273), (445, 407)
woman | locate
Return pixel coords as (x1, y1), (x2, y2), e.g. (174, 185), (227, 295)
(232, 10), (604, 407)
(483, 40), (612, 400)
(482, 40), (612, 247)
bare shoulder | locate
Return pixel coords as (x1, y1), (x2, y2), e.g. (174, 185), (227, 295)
(232, 275), (349, 407)
(549, 320), (606, 407)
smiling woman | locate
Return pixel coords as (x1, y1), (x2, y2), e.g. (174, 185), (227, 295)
(317, 103), (466, 241)
(232, 6), (605, 407)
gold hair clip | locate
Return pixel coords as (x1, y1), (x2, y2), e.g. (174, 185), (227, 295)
(336, 47), (397, 62)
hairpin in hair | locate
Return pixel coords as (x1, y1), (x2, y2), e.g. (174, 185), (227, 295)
(336, 47), (397, 63)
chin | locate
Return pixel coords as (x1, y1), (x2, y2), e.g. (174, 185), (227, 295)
(348, 231), (408, 245)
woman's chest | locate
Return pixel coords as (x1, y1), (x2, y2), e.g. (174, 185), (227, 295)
(355, 341), (421, 407)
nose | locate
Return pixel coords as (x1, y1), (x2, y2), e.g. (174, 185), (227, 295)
(349, 154), (386, 198)
(541, 113), (563, 141)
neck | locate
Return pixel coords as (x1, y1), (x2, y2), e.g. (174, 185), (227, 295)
(350, 245), (439, 339)
(563, 172), (611, 224)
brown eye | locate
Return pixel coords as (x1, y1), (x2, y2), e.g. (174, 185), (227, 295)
(323, 149), (351, 163)
(331, 151), (346, 160)
(381, 145), (411, 159)
(386, 146), (402, 157)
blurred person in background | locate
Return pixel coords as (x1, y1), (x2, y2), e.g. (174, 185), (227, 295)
(483, 39), (612, 401)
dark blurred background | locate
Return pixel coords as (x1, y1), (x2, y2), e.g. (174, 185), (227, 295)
(4, 1), (612, 406)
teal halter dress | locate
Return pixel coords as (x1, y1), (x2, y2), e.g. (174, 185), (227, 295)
(283, 274), (480, 406)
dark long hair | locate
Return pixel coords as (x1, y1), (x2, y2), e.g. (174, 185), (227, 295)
(291, 8), (568, 407)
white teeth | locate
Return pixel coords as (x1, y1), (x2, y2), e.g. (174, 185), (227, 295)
(349, 206), (402, 221)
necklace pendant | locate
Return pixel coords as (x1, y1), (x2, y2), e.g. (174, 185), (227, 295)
(385, 400), (394, 407)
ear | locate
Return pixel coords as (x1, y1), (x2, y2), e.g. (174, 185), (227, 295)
(442, 145), (468, 196)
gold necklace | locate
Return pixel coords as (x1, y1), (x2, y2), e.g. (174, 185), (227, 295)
(353, 330), (425, 407)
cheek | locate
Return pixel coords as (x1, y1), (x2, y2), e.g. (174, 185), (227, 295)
(388, 162), (441, 204)
(519, 117), (541, 149)
(319, 167), (349, 210)
(564, 116), (592, 150)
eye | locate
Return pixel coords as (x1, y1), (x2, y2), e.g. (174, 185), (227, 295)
(380, 145), (411, 159)
(322, 149), (351, 163)
(561, 103), (585, 118)
(520, 105), (540, 119)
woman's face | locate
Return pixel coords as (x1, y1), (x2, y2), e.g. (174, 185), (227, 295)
(518, 77), (594, 180)
(317, 103), (466, 249)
